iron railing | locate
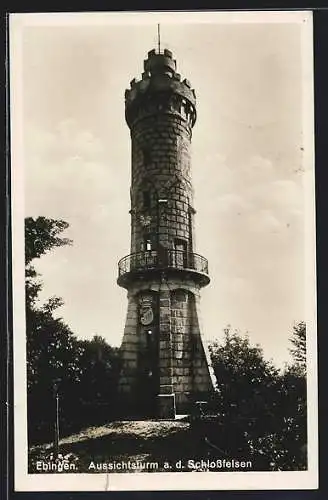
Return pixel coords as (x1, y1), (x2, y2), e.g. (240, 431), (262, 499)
(118, 250), (209, 277)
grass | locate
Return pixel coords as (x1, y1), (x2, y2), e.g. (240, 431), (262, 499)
(28, 419), (232, 474)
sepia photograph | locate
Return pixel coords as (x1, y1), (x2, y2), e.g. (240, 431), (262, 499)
(10, 10), (317, 491)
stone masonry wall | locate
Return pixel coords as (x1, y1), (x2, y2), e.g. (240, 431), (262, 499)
(130, 114), (195, 254)
(170, 288), (214, 413)
(118, 278), (215, 416)
(118, 51), (215, 417)
(118, 289), (159, 415)
(118, 293), (139, 395)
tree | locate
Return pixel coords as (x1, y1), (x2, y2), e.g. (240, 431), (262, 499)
(69, 335), (121, 428)
(25, 217), (82, 442)
(207, 326), (307, 471)
(289, 321), (306, 374)
(26, 297), (83, 392)
(25, 217), (121, 442)
(25, 217), (77, 389)
(209, 326), (281, 416)
(25, 217), (72, 309)
(77, 335), (120, 403)
(208, 327), (282, 466)
(280, 321), (307, 469)
(25, 216), (72, 265)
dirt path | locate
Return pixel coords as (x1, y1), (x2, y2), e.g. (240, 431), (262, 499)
(29, 420), (195, 473)
(31, 420), (190, 450)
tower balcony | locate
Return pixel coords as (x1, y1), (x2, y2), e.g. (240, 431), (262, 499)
(117, 250), (210, 288)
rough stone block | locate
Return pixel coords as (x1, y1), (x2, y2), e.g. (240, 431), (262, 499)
(160, 314), (170, 324)
(174, 382), (184, 392)
(122, 351), (137, 360)
(159, 384), (174, 395)
(194, 375), (206, 384)
(160, 324), (170, 334)
(125, 318), (137, 327)
(121, 333), (138, 343)
(159, 358), (171, 368)
(159, 376), (172, 385)
(126, 359), (137, 368)
(159, 366), (173, 376)
(159, 340), (170, 350)
(159, 332), (171, 341)
(176, 342), (185, 353)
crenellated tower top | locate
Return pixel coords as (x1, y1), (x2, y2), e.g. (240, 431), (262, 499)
(125, 48), (197, 131)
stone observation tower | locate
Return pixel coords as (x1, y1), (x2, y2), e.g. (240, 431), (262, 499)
(117, 47), (216, 419)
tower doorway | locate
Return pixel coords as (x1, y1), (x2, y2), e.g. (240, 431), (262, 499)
(137, 293), (160, 417)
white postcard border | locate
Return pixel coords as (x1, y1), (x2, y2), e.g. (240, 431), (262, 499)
(10, 9), (318, 492)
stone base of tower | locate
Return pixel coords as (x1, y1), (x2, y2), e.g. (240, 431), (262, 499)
(117, 277), (217, 419)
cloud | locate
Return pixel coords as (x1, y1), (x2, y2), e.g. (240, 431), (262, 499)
(215, 193), (253, 213)
(247, 209), (282, 234)
(239, 155), (274, 183)
(25, 120), (129, 220)
(198, 152), (304, 235)
(24, 118), (131, 340)
(55, 119), (105, 160)
(229, 276), (251, 295)
(26, 118), (105, 164)
(196, 152), (305, 341)
(270, 179), (303, 207)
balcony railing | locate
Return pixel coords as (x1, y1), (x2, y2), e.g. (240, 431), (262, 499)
(118, 249), (209, 278)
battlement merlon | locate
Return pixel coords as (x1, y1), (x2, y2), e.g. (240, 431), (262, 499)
(124, 48), (197, 129)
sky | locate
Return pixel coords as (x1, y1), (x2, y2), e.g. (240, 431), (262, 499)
(14, 11), (315, 367)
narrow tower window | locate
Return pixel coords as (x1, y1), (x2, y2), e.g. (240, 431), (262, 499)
(143, 191), (151, 209)
(142, 147), (151, 166)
